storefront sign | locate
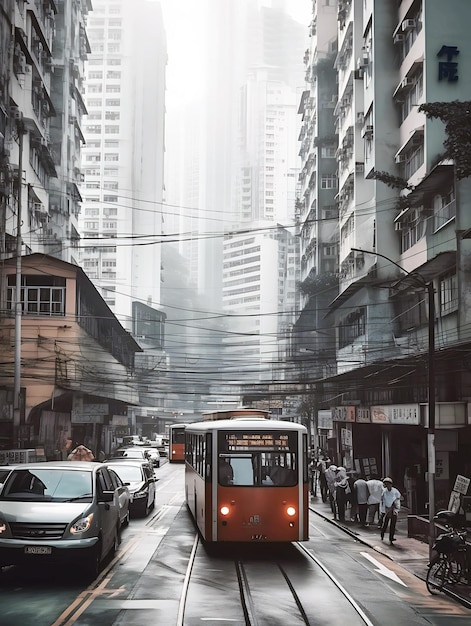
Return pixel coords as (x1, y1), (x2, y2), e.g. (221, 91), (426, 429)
(71, 414), (105, 424)
(0, 449), (36, 464)
(332, 406), (355, 422)
(341, 428), (352, 448)
(371, 404), (419, 425)
(437, 45), (459, 82)
(452, 474), (470, 495)
(112, 415), (129, 426)
(318, 410), (333, 430)
(356, 407), (371, 423)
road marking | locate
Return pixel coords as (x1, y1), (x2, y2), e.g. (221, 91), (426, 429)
(361, 552), (408, 587)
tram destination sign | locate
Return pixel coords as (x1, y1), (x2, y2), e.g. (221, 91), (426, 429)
(223, 431), (293, 452)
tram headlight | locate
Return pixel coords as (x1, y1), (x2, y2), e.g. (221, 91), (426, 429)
(220, 505), (230, 516)
(286, 506), (296, 517)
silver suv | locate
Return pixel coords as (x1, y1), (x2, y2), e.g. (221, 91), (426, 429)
(0, 461), (122, 579)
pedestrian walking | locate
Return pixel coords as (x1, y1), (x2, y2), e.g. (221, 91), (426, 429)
(353, 474), (369, 526)
(380, 477), (401, 545)
(325, 464), (338, 519)
(317, 455), (330, 503)
(347, 471), (358, 521)
(366, 474), (383, 526)
(334, 467), (350, 523)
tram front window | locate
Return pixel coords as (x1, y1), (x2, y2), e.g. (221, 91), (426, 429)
(218, 453), (297, 486)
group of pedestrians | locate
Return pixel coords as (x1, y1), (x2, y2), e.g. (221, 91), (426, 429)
(315, 458), (402, 545)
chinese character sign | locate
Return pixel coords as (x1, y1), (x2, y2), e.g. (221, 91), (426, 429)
(437, 45), (459, 82)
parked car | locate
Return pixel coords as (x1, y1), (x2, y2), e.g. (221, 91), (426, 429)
(157, 446), (168, 458)
(106, 467), (130, 527)
(107, 447), (152, 465)
(103, 460), (155, 517)
(142, 448), (161, 468)
(0, 461), (123, 579)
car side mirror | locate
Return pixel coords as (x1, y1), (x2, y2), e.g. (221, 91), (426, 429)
(100, 490), (114, 503)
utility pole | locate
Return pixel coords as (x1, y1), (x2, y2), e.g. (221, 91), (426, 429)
(13, 116), (25, 449)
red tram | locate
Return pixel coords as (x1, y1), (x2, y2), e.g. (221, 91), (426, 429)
(185, 417), (309, 542)
(169, 424), (188, 463)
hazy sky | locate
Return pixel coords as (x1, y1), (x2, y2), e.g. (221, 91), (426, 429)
(158, 0), (311, 104)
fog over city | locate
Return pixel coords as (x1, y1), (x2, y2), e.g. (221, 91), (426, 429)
(127, 0), (312, 415)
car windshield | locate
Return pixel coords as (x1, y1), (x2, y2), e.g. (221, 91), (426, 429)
(107, 465), (143, 483)
(0, 468), (93, 502)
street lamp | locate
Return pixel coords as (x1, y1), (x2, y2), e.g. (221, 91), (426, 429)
(351, 248), (435, 557)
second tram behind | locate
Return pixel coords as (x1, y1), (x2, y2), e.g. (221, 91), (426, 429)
(185, 418), (309, 542)
(169, 424), (188, 462)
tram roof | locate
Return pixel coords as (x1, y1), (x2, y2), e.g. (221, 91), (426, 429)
(185, 418), (307, 433)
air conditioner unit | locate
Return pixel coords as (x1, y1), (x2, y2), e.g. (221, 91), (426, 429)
(33, 202), (42, 213)
(401, 77), (414, 88)
(395, 154), (407, 163)
(357, 55), (368, 70)
(395, 222), (403, 231)
(401, 18), (416, 31)
(393, 33), (405, 44)
(356, 112), (365, 125)
(355, 162), (364, 173)
(361, 124), (374, 138)
(354, 68), (364, 80)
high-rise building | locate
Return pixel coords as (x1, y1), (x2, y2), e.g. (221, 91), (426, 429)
(296, 0), (471, 498)
(1, 0), (89, 263)
(79, 0), (166, 333)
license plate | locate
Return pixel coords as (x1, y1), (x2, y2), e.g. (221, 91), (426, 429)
(24, 546), (52, 555)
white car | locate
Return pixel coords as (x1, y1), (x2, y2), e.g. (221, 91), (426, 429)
(0, 461), (123, 579)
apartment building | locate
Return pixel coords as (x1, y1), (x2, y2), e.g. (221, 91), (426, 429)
(79, 0), (166, 331)
(1, 0), (89, 263)
(79, 0), (167, 416)
(295, 0), (471, 508)
(0, 2), (146, 457)
(294, 1), (339, 384)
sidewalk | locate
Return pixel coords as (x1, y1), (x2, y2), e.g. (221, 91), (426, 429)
(310, 494), (471, 609)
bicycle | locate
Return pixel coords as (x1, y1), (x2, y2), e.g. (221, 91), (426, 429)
(426, 510), (469, 595)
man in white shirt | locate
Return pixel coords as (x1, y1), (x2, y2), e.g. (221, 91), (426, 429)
(366, 475), (384, 526)
(380, 477), (401, 544)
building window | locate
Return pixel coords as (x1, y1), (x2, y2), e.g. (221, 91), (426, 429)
(339, 308), (366, 348)
(440, 273), (458, 314)
(7, 275), (66, 316)
(433, 189), (456, 231)
(321, 174), (338, 189)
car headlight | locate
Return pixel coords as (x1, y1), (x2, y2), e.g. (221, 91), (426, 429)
(132, 489), (147, 499)
(70, 513), (94, 534)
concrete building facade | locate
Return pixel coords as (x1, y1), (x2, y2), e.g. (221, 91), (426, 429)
(294, 0), (471, 511)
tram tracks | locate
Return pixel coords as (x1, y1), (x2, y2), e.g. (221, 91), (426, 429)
(177, 534), (374, 626)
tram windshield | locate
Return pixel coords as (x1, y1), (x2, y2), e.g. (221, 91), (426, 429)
(218, 430), (298, 486)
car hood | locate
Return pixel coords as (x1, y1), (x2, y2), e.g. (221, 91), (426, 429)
(0, 501), (90, 523)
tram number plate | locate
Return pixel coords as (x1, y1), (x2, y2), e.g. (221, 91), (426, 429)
(24, 546), (52, 555)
